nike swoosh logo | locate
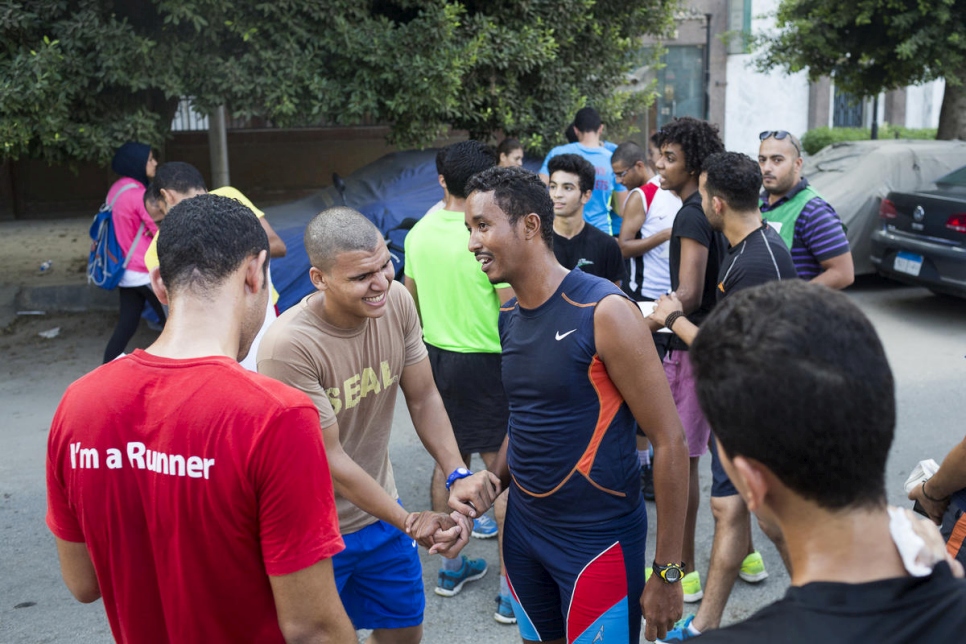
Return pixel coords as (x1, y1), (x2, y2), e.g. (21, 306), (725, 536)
(555, 329), (577, 341)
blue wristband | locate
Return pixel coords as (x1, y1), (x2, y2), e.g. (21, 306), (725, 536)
(445, 467), (473, 490)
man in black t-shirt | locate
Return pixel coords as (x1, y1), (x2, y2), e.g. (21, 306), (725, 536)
(548, 154), (625, 286)
(645, 118), (727, 611)
(651, 152), (795, 641)
(685, 279), (966, 643)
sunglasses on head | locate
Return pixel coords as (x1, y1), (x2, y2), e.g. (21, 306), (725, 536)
(759, 130), (801, 155)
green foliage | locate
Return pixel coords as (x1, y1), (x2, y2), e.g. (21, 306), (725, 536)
(755, 0), (966, 97)
(1, 0), (676, 166)
(801, 125), (938, 155)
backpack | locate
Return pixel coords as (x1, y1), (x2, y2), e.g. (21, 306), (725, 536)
(87, 183), (146, 290)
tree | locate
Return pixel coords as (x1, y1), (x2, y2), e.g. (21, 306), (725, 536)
(755, 0), (966, 140)
(1, 0), (674, 167)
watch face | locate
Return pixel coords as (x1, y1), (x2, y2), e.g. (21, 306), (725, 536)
(664, 567), (682, 583)
(457, 468), (470, 475)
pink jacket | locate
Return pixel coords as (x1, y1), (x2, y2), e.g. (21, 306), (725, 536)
(106, 178), (157, 274)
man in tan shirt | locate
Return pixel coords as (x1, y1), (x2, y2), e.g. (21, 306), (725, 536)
(258, 207), (500, 644)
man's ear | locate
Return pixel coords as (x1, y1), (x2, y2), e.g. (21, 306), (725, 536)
(732, 456), (769, 512)
(159, 188), (176, 207)
(523, 213), (542, 240)
(580, 190), (592, 206)
(149, 267), (169, 305)
(245, 250), (268, 293)
(309, 266), (328, 292)
(794, 156), (804, 173)
(438, 174), (447, 190)
(712, 195), (725, 217)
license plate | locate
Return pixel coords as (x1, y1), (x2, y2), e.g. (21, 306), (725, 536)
(894, 251), (923, 277)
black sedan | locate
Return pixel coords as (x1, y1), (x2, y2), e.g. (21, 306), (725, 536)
(870, 165), (966, 298)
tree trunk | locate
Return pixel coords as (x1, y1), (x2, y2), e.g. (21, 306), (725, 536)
(937, 80), (966, 140)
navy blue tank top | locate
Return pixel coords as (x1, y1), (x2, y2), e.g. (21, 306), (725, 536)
(499, 270), (643, 528)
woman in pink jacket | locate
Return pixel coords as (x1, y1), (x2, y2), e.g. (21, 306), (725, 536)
(102, 142), (164, 363)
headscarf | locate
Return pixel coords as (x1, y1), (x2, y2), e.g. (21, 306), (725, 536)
(111, 142), (152, 187)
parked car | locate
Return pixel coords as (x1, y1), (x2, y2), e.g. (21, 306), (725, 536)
(803, 139), (966, 275)
(870, 164), (966, 298)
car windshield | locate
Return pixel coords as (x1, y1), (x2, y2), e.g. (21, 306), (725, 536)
(936, 165), (966, 188)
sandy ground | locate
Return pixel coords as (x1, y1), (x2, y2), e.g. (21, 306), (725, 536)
(0, 219), (92, 288)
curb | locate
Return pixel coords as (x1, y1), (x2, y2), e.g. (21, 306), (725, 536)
(1, 283), (115, 330)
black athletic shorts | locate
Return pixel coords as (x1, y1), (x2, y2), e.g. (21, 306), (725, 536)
(426, 344), (509, 454)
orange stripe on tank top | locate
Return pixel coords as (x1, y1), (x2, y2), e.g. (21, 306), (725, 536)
(576, 355), (624, 476)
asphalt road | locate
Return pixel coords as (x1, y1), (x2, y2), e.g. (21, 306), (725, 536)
(1, 277), (964, 643)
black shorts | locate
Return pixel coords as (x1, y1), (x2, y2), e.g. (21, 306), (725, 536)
(426, 344), (509, 454)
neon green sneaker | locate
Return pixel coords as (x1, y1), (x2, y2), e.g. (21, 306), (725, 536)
(739, 551), (768, 583)
(645, 566), (653, 582)
(682, 570), (703, 602)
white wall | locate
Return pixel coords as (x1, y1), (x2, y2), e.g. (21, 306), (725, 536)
(905, 80), (945, 129)
(723, 0), (810, 157)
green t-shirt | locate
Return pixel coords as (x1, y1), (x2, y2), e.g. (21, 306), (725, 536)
(403, 209), (507, 353)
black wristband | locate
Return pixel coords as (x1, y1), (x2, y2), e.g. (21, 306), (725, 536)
(922, 479), (947, 502)
(664, 310), (685, 331)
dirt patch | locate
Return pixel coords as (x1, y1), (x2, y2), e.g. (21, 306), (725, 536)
(0, 219), (91, 288)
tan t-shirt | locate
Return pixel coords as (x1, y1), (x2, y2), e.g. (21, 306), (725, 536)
(256, 281), (428, 534)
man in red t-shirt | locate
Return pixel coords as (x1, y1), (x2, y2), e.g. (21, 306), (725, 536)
(46, 194), (356, 643)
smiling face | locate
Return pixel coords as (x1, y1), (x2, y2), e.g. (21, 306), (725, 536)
(758, 137), (802, 199)
(311, 240), (396, 328)
(548, 169), (590, 221)
(465, 191), (523, 285)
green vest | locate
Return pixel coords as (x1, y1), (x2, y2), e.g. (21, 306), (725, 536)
(760, 186), (820, 249)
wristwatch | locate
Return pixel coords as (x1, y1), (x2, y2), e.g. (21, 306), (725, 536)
(652, 561), (686, 584)
(445, 467), (474, 490)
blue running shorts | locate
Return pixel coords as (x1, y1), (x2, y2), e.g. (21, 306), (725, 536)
(332, 517), (424, 630)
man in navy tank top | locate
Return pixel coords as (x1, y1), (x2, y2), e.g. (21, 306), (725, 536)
(464, 166), (689, 643)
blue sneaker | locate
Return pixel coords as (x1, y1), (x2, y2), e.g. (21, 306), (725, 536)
(435, 556), (488, 597)
(472, 513), (498, 539)
(494, 593), (516, 624)
(658, 615), (699, 642)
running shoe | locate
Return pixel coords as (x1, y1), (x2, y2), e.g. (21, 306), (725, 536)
(738, 550), (768, 583)
(645, 566), (653, 582)
(657, 615), (699, 642)
(435, 556), (487, 597)
(682, 570), (703, 602)
(472, 513), (498, 539)
(494, 593), (517, 624)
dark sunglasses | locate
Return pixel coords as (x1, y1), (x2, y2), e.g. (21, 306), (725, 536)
(759, 130), (801, 155)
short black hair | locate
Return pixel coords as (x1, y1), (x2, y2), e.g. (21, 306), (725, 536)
(690, 280), (894, 511)
(153, 161), (207, 195)
(435, 148), (447, 176)
(548, 154), (595, 194)
(574, 107), (602, 133)
(440, 140), (497, 199)
(655, 117), (724, 175)
(611, 141), (646, 168)
(496, 137), (523, 158)
(158, 194), (268, 294)
(466, 166), (554, 247)
(702, 152), (762, 212)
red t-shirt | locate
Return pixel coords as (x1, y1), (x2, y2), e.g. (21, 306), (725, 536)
(46, 350), (344, 643)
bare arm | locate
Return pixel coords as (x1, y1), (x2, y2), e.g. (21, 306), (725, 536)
(260, 217), (288, 258)
(617, 191), (648, 259)
(401, 358), (501, 516)
(650, 293), (698, 346)
(909, 434), (966, 524)
(404, 276), (420, 321)
(675, 237), (709, 315)
(811, 251), (854, 290)
(320, 420), (410, 531)
(595, 297), (687, 641)
(55, 538), (100, 603)
(613, 189), (629, 217)
(270, 558), (356, 643)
